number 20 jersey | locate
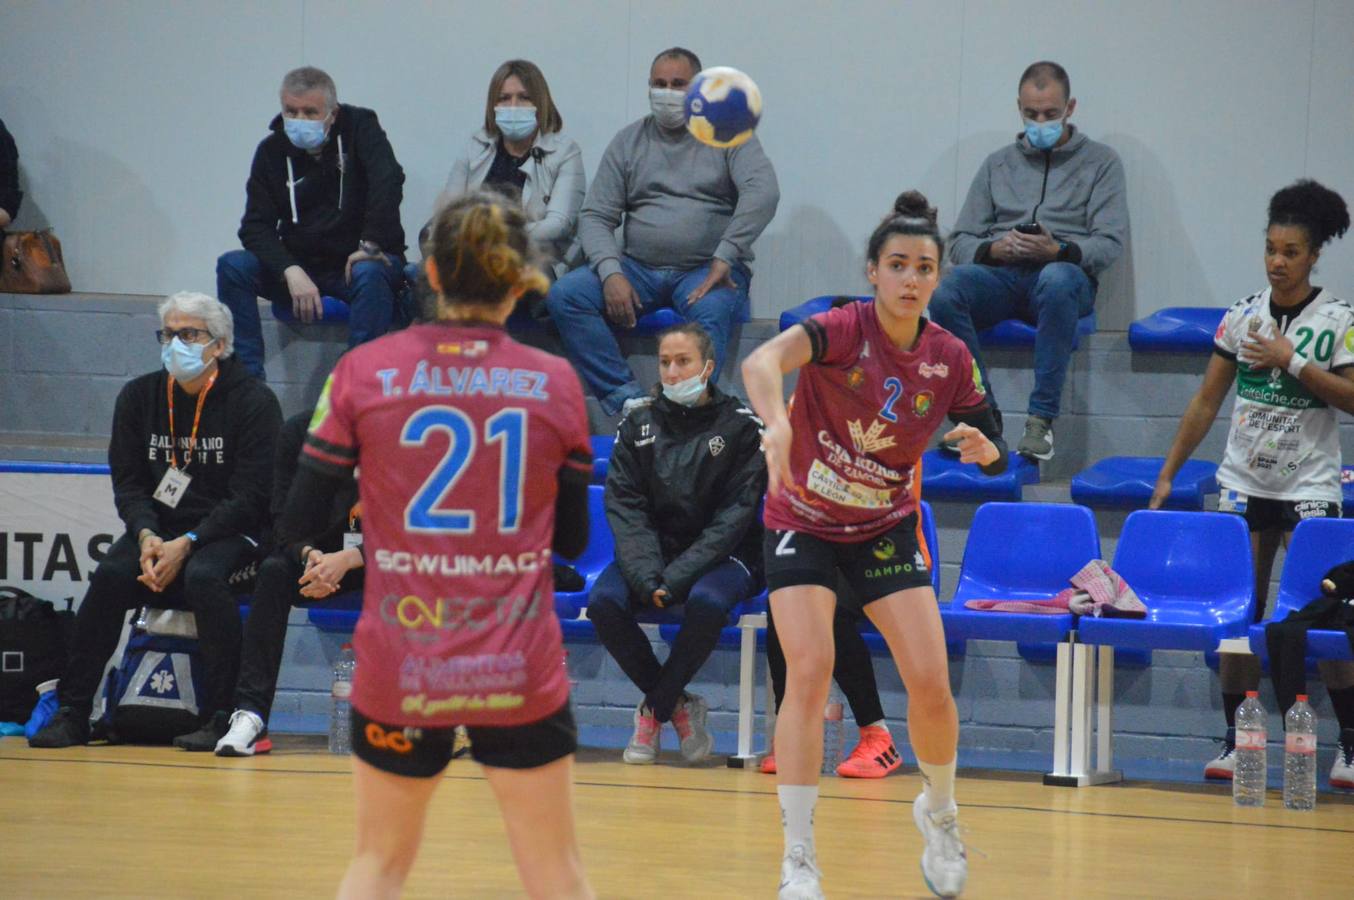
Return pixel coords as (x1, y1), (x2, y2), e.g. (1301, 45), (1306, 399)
(1213, 287), (1354, 503)
(303, 323), (593, 728)
(763, 301), (988, 541)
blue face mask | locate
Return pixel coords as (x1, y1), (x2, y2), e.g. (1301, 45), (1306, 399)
(661, 365), (711, 407)
(494, 106), (538, 142)
(283, 116), (328, 150)
(1024, 118), (1064, 150)
(161, 337), (213, 382)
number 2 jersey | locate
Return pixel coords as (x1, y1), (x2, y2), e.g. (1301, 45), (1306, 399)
(302, 323), (593, 728)
(763, 301), (989, 541)
(1213, 287), (1354, 504)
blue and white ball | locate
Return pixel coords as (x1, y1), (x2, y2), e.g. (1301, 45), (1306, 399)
(684, 67), (762, 148)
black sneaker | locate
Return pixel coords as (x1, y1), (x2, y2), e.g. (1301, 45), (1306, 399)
(173, 710), (231, 752)
(28, 706), (92, 748)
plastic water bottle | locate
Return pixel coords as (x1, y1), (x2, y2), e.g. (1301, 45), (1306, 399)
(1233, 690), (1267, 807)
(1283, 695), (1317, 811)
(329, 643), (355, 755)
(821, 686), (844, 776)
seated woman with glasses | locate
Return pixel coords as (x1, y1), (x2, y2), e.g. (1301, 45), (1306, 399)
(30, 291), (283, 749)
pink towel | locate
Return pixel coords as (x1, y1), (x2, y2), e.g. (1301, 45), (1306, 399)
(962, 560), (1146, 618)
(962, 596), (1071, 615)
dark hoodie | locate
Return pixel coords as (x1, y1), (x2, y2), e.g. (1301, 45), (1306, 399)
(237, 103), (406, 280)
(109, 357), (283, 546)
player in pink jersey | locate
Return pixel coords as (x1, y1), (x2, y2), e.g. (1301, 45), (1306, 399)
(280, 191), (595, 899)
(743, 192), (1007, 899)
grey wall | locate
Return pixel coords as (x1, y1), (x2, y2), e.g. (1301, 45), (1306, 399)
(3, 1), (1353, 325)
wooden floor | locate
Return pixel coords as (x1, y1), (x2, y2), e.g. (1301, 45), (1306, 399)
(3, 737), (1352, 898)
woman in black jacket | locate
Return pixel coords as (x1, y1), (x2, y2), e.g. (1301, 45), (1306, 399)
(588, 323), (767, 765)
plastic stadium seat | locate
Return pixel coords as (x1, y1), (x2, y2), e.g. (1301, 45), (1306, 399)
(590, 435), (615, 484)
(778, 295), (860, 332)
(1248, 518), (1354, 661)
(1078, 511), (1254, 652)
(920, 449), (1040, 501)
(979, 310), (1097, 350)
(1344, 467), (1354, 511)
(941, 502), (1100, 646)
(271, 295), (349, 324)
(1127, 307), (1225, 353)
(307, 590), (363, 633)
(1070, 456), (1218, 510)
(632, 307), (684, 334)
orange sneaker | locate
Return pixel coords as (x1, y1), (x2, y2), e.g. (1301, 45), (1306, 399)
(836, 724), (901, 778)
(760, 749), (777, 774)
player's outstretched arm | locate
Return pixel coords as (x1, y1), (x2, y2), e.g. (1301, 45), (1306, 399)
(741, 326), (813, 494)
(1150, 353), (1235, 508)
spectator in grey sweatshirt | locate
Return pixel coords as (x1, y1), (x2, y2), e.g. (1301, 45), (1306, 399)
(546, 47), (780, 416)
(929, 61), (1128, 462)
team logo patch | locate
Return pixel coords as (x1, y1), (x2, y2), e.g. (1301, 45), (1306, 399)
(918, 362), (949, 379)
(971, 360), (986, 395)
(848, 418), (897, 454)
(846, 367), (866, 390)
(309, 374), (334, 431)
(436, 340), (489, 357)
(708, 435), (726, 456)
(912, 391), (934, 417)
(1214, 320), (1227, 342)
(872, 537), (896, 561)
(1345, 328), (1354, 354)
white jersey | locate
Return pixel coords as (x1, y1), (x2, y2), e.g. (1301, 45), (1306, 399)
(1213, 287), (1354, 503)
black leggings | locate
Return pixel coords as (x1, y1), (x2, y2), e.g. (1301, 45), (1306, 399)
(766, 601), (885, 729)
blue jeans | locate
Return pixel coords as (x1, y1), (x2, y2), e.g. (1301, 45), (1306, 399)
(545, 257), (750, 415)
(216, 249), (404, 379)
(927, 262), (1095, 420)
(586, 560), (754, 722)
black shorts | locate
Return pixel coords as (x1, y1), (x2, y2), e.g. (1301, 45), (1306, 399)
(1218, 490), (1341, 532)
(351, 702), (577, 778)
(764, 513), (933, 608)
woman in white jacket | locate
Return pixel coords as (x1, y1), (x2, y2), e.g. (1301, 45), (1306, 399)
(439, 59), (585, 274)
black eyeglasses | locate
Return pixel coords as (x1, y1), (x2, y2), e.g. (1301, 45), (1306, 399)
(156, 328), (214, 345)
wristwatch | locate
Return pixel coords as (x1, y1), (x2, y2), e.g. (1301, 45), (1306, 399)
(359, 240), (382, 256)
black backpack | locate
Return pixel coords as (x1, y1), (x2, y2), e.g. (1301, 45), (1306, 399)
(0, 587), (73, 722)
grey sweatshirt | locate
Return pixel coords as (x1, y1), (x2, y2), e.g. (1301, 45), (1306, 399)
(578, 116), (780, 280)
(948, 127), (1128, 277)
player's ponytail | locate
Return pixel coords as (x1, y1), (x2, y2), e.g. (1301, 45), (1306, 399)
(1268, 179), (1350, 250)
(867, 190), (945, 263)
(428, 189), (549, 313)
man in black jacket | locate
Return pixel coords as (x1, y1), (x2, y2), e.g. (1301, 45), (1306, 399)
(588, 323), (767, 765)
(216, 66), (406, 379)
(30, 292), (282, 748)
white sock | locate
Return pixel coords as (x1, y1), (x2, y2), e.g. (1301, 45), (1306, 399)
(864, 719), (889, 734)
(917, 758), (956, 813)
(778, 785), (818, 854)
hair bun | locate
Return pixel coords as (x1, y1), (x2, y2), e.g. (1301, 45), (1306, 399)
(893, 190), (937, 226)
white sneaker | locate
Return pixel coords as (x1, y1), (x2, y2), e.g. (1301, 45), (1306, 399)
(778, 843), (824, 899)
(1331, 737), (1354, 790)
(622, 703), (660, 764)
(1203, 740), (1236, 780)
(913, 794), (968, 898)
(671, 693), (714, 763)
(215, 709), (271, 757)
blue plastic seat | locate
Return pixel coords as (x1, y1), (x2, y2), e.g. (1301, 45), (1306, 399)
(1070, 456), (1218, 510)
(941, 502), (1100, 646)
(980, 310), (1096, 350)
(1344, 467), (1354, 510)
(1078, 511), (1254, 652)
(920, 449), (1040, 501)
(1248, 518), (1354, 661)
(590, 435), (615, 484)
(778, 295), (862, 332)
(306, 589), (364, 633)
(1127, 307), (1225, 353)
(271, 295), (349, 324)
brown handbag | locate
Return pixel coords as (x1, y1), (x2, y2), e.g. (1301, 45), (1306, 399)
(0, 229), (72, 293)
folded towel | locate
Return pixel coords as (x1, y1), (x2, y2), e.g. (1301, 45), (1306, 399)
(962, 596), (1071, 615)
(962, 560), (1147, 618)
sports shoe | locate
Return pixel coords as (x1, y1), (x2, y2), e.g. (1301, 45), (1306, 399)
(1203, 729), (1236, 780)
(173, 710), (230, 752)
(452, 724), (472, 759)
(837, 724), (902, 778)
(671, 693), (714, 763)
(1016, 416), (1054, 461)
(215, 709), (272, 757)
(622, 703), (661, 764)
(28, 706), (91, 748)
(913, 793), (968, 898)
(1330, 729), (1354, 790)
(778, 844), (824, 899)
(761, 748), (777, 774)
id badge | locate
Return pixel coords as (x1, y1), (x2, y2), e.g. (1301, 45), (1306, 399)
(1217, 489), (1248, 514)
(153, 467), (192, 508)
(343, 532), (363, 552)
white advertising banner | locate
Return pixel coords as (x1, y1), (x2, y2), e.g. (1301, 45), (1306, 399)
(0, 464), (121, 604)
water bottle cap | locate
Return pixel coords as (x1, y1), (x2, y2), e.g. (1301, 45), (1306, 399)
(1296, 694), (1308, 702)
(1245, 690), (1259, 698)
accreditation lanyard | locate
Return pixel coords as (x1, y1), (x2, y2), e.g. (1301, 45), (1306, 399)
(166, 371), (217, 470)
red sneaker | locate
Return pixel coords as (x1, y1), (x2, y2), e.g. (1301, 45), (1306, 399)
(836, 725), (901, 778)
(760, 749), (777, 774)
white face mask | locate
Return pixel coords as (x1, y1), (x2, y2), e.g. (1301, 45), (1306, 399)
(661, 363), (711, 406)
(649, 88), (688, 130)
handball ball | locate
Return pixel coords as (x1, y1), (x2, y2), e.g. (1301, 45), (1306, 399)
(684, 67), (762, 148)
